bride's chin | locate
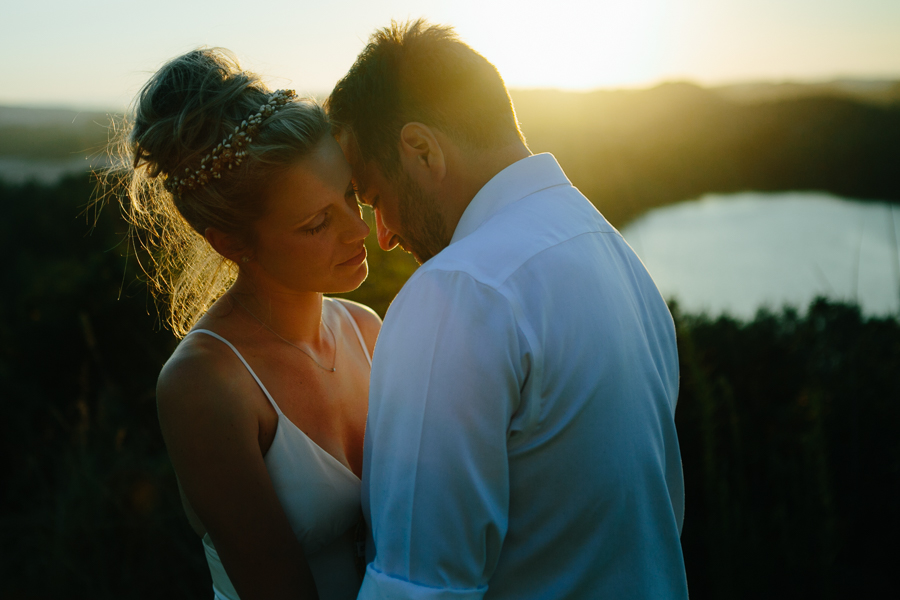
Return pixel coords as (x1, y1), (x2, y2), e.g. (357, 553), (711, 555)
(330, 263), (369, 294)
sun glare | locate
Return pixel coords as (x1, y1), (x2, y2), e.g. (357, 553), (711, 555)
(448, 0), (671, 89)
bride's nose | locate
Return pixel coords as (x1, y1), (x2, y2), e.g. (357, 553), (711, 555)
(338, 197), (370, 243)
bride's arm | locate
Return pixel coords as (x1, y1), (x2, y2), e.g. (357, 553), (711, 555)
(156, 337), (318, 600)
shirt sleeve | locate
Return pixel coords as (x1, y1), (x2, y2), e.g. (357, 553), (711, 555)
(358, 269), (529, 599)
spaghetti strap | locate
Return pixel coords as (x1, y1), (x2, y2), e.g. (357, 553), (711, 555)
(188, 329), (284, 417)
(328, 298), (373, 368)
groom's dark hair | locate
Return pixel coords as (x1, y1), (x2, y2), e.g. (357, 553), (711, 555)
(326, 19), (526, 177)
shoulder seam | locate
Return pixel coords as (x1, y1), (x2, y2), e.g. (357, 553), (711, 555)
(425, 228), (617, 289)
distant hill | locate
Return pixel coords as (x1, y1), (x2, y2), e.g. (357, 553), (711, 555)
(511, 81), (900, 225)
(0, 105), (115, 183)
(0, 105), (114, 160)
(711, 79), (900, 106)
(0, 105), (113, 128)
(3, 79), (899, 224)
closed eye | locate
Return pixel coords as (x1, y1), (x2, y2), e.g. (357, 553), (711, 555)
(302, 212), (331, 235)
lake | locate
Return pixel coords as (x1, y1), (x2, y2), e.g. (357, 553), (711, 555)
(620, 192), (900, 319)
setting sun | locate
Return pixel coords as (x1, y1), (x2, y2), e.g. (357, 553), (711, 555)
(1, 0), (898, 109)
(446, 0), (671, 89)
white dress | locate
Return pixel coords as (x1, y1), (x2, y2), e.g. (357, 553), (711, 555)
(189, 300), (369, 600)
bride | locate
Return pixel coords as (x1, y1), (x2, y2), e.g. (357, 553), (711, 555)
(119, 48), (379, 599)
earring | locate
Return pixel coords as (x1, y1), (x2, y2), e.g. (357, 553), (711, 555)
(241, 256), (249, 264)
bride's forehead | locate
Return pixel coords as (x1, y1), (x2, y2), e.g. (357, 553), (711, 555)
(281, 137), (348, 180)
(263, 146), (350, 215)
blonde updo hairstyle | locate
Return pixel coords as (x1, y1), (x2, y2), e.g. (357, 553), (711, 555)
(117, 48), (329, 337)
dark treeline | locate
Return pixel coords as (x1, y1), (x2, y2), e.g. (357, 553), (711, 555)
(675, 301), (899, 598)
(1, 174), (897, 598)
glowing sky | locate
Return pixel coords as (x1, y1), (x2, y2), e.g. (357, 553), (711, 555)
(2, 0), (899, 110)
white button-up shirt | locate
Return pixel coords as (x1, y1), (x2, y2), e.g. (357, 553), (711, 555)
(359, 153), (688, 599)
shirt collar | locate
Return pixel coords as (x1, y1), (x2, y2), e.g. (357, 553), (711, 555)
(449, 153), (571, 245)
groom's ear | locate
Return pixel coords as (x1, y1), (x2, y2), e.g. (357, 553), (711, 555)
(398, 123), (446, 185)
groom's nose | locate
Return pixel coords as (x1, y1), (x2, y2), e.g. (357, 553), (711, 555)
(375, 209), (401, 251)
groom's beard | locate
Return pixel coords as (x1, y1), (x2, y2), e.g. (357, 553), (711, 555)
(397, 171), (450, 264)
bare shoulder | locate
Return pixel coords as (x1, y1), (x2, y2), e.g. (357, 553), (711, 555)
(156, 332), (259, 435)
(155, 332), (311, 593)
(332, 298), (382, 356)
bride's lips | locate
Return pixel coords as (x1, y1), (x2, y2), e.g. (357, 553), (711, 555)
(338, 246), (367, 267)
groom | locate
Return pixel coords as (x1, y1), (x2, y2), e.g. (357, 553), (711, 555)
(328, 20), (688, 599)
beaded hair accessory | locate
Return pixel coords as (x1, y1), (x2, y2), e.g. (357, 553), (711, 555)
(164, 89), (297, 196)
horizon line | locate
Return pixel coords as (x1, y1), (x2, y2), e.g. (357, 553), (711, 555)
(3, 75), (899, 114)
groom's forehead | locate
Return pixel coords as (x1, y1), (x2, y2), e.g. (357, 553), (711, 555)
(337, 135), (384, 189)
(336, 129), (359, 163)
(337, 131), (369, 177)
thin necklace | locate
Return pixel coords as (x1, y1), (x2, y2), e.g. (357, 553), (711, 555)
(230, 294), (337, 372)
